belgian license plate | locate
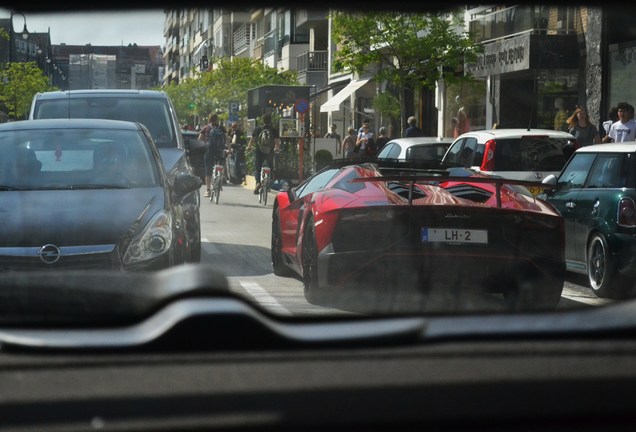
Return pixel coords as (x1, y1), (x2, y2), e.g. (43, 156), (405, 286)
(421, 228), (488, 244)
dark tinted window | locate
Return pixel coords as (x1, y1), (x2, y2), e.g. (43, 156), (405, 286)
(406, 144), (449, 161)
(33, 97), (177, 148)
(494, 137), (569, 171)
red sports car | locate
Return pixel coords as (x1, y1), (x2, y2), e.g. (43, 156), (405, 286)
(271, 161), (565, 313)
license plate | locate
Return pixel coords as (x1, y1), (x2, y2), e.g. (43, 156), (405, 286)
(421, 228), (488, 244)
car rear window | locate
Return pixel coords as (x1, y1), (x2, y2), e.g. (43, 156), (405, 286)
(32, 97), (177, 149)
(493, 137), (570, 171)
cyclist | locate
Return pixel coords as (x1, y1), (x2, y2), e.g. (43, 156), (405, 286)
(247, 113), (280, 195)
(199, 113), (229, 198)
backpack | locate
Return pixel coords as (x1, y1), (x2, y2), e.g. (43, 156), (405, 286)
(207, 126), (226, 156)
(257, 127), (274, 154)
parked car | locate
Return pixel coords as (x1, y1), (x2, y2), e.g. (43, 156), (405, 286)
(441, 129), (577, 196)
(272, 160), (565, 312)
(540, 142), (636, 299)
(0, 119), (201, 271)
(376, 137), (453, 163)
(29, 89), (203, 262)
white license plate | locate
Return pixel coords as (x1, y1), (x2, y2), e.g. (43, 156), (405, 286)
(421, 228), (488, 244)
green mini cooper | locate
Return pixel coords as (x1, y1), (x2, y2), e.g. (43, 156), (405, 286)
(541, 143), (636, 299)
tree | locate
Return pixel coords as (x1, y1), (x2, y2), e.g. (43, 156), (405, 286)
(158, 58), (298, 127)
(331, 10), (482, 136)
(0, 62), (56, 120)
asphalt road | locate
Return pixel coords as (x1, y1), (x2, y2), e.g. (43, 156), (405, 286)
(198, 179), (611, 316)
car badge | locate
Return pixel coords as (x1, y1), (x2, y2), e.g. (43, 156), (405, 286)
(39, 244), (61, 264)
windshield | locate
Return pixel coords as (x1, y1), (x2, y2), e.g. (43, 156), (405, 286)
(0, 128), (160, 189)
(0, 4), (623, 321)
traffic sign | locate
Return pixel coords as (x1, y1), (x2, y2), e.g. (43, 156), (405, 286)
(294, 98), (309, 114)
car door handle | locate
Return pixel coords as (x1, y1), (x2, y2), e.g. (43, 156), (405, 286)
(565, 201), (576, 209)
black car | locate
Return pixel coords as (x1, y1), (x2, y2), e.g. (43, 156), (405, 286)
(29, 89), (203, 262)
(0, 119), (201, 271)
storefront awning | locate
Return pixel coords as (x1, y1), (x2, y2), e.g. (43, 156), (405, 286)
(320, 78), (371, 113)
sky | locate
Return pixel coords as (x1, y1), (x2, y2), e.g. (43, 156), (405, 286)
(0, 9), (166, 47)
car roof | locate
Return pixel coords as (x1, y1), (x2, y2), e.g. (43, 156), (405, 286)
(575, 142), (636, 153)
(0, 118), (142, 131)
(455, 128), (575, 140)
(386, 137), (454, 146)
(33, 89), (169, 100)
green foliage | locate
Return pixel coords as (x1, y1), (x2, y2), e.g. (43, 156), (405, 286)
(373, 92), (400, 120)
(158, 58), (299, 126)
(331, 10), (482, 90)
(0, 62), (56, 119)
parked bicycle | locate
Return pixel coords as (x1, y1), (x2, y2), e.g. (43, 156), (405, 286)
(210, 163), (224, 204)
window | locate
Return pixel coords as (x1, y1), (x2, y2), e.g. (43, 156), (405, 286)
(557, 153), (596, 190)
(585, 154), (627, 189)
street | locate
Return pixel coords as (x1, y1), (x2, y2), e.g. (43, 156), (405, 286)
(198, 179), (612, 316)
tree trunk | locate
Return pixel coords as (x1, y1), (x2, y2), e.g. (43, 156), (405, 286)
(399, 87), (407, 138)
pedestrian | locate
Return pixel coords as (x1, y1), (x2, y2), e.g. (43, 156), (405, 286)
(356, 122), (375, 157)
(247, 112), (280, 195)
(324, 124), (342, 154)
(357, 118), (374, 136)
(455, 96), (471, 137)
(342, 127), (357, 158)
(553, 97), (569, 132)
(602, 106), (619, 140)
(602, 102), (636, 143)
(199, 113), (229, 198)
(375, 126), (390, 153)
(405, 116), (422, 137)
(567, 106), (600, 147)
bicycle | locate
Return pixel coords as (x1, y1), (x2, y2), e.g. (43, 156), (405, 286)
(259, 164), (271, 206)
(210, 163), (224, 204)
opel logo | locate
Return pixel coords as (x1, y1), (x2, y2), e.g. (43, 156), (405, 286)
(39, 244), (61, 264)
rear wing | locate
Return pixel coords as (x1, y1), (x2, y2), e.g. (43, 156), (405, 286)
(350, 175), (555, 207)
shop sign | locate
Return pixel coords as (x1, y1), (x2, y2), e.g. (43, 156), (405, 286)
(466, 33), (530, 77)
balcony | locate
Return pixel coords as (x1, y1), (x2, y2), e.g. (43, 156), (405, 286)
(295, 10), (328, 28)
(297, 50), (327, 72)
(469, 5), (577, 44)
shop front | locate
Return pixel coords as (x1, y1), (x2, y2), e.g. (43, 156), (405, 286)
(454, 31), (579, 134)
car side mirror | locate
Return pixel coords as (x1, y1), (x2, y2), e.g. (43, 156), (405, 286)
(173, 173), (203, 197)
(541, 174), (558, 195)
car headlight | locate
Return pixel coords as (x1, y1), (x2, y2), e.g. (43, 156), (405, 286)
(123, 210), (173, 265)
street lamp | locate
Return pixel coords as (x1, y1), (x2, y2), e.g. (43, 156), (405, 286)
(8, 11), (29, 63)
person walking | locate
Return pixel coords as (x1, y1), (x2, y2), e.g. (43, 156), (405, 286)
(199, 113), (229, 198)
(603, 102), (636, 143)
(405, 116), (422, 137)
(324, 124), (342, 154)
(375, 127), (390, 153)
(341, 127), (357, 158)
(602, 106), (619, 140)
(567, 106), (600, 147)
(356, 122), (375, 157)
(247, 113), (280, 195)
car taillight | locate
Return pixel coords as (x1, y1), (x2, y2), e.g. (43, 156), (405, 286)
(618, 198), (636, 227)
(483, 139), (496, 171)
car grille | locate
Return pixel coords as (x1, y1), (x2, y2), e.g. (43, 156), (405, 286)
(0, 246), (117, 271)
